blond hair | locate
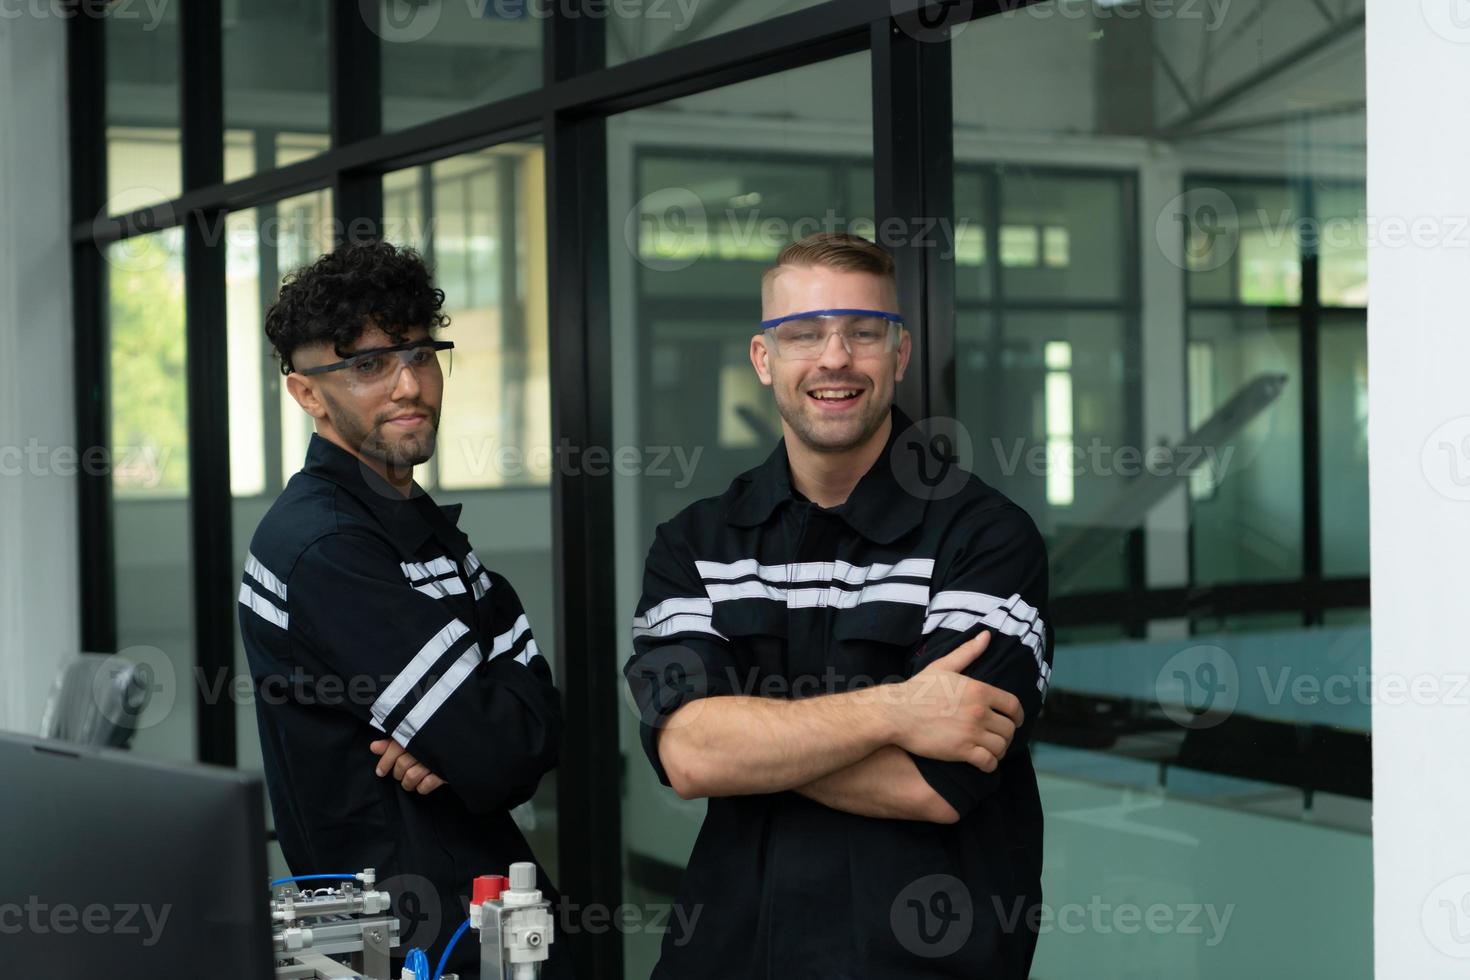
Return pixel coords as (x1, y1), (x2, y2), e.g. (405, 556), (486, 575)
(761, 232), (897, 309)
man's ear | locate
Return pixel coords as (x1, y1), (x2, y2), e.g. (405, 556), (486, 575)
(894, 327), (913, 384)
(284, 372), (329, 420)
(750, 333), (774, 387)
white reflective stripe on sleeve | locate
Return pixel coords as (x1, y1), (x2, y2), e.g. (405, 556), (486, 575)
(390, 643), (482, 746)
(694, 558), (934, 585)
(245, 553), (288, 600)
(488, 614), (533, 661)
(633, 596), (715, 629)
(371, 619), (470, 726)
(400, 556), (457, 581)
(516, 639), (541, 665)
(783, 582), (930, 609)
(238, 583), (289, 629)
(922, 591), (1049, 694)
(414, 576), (468, 599)
(632, 614), (727, 641)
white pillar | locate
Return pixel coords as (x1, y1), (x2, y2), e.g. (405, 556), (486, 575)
(1368, 2), (1470, 976)
(0, 7), (77, 734)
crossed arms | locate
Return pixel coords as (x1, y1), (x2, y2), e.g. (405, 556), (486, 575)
(653, 631), (1023, 824)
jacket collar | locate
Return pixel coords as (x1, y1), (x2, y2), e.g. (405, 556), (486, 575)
(724, 406), (926, 545)
(302, 434), (464, 559)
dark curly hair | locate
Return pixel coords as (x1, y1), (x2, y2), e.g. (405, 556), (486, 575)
(264, 239), (450, 375)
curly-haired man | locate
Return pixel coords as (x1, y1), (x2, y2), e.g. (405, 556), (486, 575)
(238, 240), (571, 979)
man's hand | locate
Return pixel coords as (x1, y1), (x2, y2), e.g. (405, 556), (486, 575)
(370, 739), (447, 795)
(888, 631), (1024, 773)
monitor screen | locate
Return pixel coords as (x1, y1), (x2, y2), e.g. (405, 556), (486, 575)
(0, 732), (273, 979)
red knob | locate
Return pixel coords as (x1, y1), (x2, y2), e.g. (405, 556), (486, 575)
(472, 874), (508, 905)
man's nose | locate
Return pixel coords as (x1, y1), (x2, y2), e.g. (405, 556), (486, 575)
(815, 329), (852, 370)
(392, 358), (422, 400)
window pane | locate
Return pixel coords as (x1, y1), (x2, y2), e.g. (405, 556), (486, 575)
(1318, 183), (1368, 308)
(270, 189), (337, 483)
(1185, 181), (1303, 306)
(379, 0), (540, 133)
(223, 1), (331, 181)
(607, 0), (829, 65)
(1000, 170), (1126, 302)
(958, 310), (1135, 596)
(955, 3), (1368, 976)
(609, 53), (872, 979)
(107, 228), (194, 761)
(1320, 316), (1369, 577)
(106, 3), (181, 211)
(381, 142), (558, 876)
(383, 146), (552, 491)
(1188, 310), (1303, 584)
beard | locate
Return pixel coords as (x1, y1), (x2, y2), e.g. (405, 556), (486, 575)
(324, 391), (440, 469)
(772, 374), (891, 454)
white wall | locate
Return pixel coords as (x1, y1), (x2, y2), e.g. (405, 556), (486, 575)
(0, 7), (78, 733)
(1368, 1), (1470, 976)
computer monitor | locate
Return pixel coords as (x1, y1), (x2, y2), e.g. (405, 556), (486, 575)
(0, 731), (274, 979)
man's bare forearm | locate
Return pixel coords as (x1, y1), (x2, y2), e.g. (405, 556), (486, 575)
(795, 746), (959, 823)
(657, 689), (898, 799)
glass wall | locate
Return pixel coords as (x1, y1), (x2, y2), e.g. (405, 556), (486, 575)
(106, 227), (194, 761)
(379, 0), (541, 132)
(381, 142), (559, 876)
(105, 1), (180, 211)
(223, 1), (331, 181)
(953, 2), (1370, 977)
(607, 52), (874, 978)
(77, 1), (1373, 975)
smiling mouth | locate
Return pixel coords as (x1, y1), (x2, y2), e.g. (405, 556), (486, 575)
(806, 388), (864, 407)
